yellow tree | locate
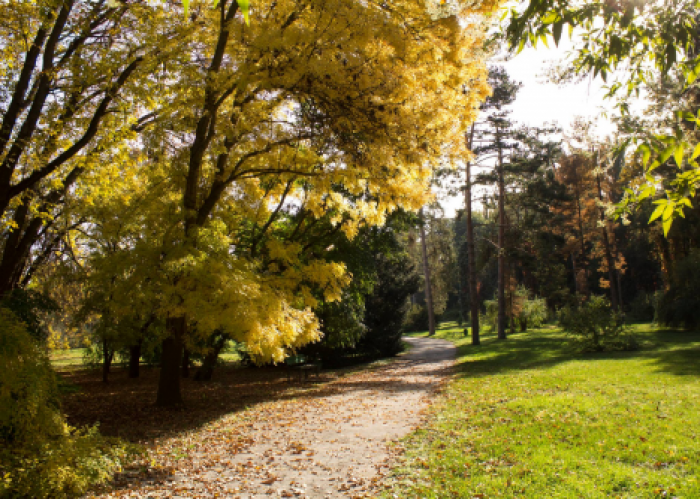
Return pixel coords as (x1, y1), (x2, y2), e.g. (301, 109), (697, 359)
(0, 0), (189, 296)
(124, 0), (499, 406)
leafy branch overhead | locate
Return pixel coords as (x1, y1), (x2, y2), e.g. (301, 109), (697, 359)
(504, 0), (700, 235)
(183, 0), (250, 22)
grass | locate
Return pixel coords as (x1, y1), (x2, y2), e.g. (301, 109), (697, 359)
(49, 345), (242, 371)
(50, 347), (86, 368)
(390, 322), (700, 498)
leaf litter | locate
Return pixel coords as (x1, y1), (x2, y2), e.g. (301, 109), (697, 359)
(61, 337), (456, 498)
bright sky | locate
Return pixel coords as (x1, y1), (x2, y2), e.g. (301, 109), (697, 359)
(500, 40), (617, 136)
(438, 38), (618, 216)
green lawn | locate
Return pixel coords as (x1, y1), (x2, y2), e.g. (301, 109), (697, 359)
(49, 345), (242, 369)
(390, 322), (700, 498)
(49, 347), (86, 369)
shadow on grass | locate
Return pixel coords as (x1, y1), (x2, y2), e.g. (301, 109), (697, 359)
(444, 323), (700, 379)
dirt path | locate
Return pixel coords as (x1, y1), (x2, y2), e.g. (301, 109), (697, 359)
(95, 336), (456, 498)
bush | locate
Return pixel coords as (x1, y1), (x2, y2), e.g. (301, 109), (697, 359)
(656, 251), (700, 329)
(558, 296), (638, 352)
(403, 304), (437, 333)
(511, 287), (548, 331)
(520, 296), (548, 329)
(0, 289), (57, 343)
(0, 308), (131, 498)
(626, 291), (656, 322)
(483, 299), (498, 332)
(361, 252), (420, 356)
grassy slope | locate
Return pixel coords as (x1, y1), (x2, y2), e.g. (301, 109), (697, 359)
(390, 323), (700, 498)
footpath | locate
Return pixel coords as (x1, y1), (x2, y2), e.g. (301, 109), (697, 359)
(92, 336), (456, 498)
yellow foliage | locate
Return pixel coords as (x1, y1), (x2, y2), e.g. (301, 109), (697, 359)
(48, 0), (501, 365)
(0, 309), (130, 498)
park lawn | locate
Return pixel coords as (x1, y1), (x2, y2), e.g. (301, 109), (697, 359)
(49, 345), (241, 371)
(49, 347), (86, 369)
(389, 323), (700, 498)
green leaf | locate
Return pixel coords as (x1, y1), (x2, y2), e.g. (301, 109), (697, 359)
(688, 58), (700, 85)
(183, 0), (190, 17)
(541, 12), (558, 24)
(674, 145), (684, 167)
(691, 142), (700, 160)
(638, 185), (655, 201)
(648, 203), (665, 223)
(662, 201), (674, 221)
(663, 216), (673, 236)
(238, 0), (250, 26)
(552, 21), (563, 46)
(638, 143), (651, 167)
(659, 145), (675, 165)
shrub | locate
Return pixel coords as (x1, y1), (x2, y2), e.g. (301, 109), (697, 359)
(626, 291), (656, 322)
(558, 296), (638, 352)
(511, 287), (548, 331)
(656, 250), (700, 329)
(483, 299), (498, 332)
(404, 304), (432, 332)
(0, 288), (57, 343)
(361, 252), (420, 356)
(0, 308), (131, 498)
(520, 296), (548, 329)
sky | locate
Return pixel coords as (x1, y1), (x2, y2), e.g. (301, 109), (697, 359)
(500, 41), (617, 136)
(438, 38), (618, 216)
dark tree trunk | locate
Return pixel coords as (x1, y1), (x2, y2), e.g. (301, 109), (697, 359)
(596, 173), (619, 310)
(194, 335), (227, 381)
(153, 1), (240, 408)
(419, 209), (436, 336)
(102, 341), (113, 383)
(182, 348), (191, 378)
(572, 163), (589, 296)
(156, 316), (186, 407)
(496, 126), (507, 340)
(465, 125), (480, 345)
(508, 264), (516, 335)
(128, 341), (142, 379)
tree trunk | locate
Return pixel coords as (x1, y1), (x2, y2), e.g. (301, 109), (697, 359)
(596, 173), (619, 310)
(496, 126), (507, 340)
(102, 340), (113, 383)
(194, 334), (227, 381)
(182, 348), (191, 378)
(128, 341), (142, 379)
(507, 265), (516, 335)
(156, 316), (186, 407)
(465, 124), (480, 345)
(419, 209), (436, 336)
(572, 163), (589, 296)
(571, 252), (579, 296)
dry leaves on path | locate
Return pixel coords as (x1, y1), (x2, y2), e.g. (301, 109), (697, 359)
(72, 337), (456, 498)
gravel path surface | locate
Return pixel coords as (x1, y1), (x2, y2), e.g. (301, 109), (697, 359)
(96, 336), (456, 498)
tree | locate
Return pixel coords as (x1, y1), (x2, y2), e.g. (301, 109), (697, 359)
(0, 0), (183, 296)
(107, 0), (499, 406)
(464, 67), (522, 341)
(419, 209), (437, 337)
(503, 0), (700, 234)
